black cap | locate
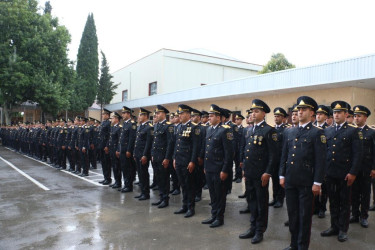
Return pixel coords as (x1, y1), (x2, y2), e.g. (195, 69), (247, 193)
(221, 108), (232, 119)
(79, 117), (88, 122)
(112, 112), (122, 120)
(316, 105), (330, 115)
(191, 108), (202, 116)
(291, 104), (298, 112)
(121, 106), (132, 113)
(347, 110), (354, 116)
(250, 99), (270, 113)
(353, 105), (371, 117)
(67, 118), (73, 122)
(139, 108), (151, 115)
(235, 114), (245, 120)
(88, 117), (95, 121)
(331, 100), (351, 112)
(273, 107), (287, 117)
(296, 96), (318, 111)
(177, 104), (193, 114)
(60, 118), (66, 123)
(155, 105), (169, 114)
(208, 104), (222, 115)
(95, 119), (100, 123)
(201, 111), (209, 117)
(103, 108), (112, 115)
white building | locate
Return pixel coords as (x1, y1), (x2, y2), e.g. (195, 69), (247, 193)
(111, 48), (262, 103)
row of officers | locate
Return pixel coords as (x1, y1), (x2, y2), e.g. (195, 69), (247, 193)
(1, 97), (375, 250)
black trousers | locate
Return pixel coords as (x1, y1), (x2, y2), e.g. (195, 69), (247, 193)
(206, 171), (229, 221)
(195, 164), (205, 198)
(110, 151), (121, 185)
(100, 149), (111, 181)
(75, 148), (81, 172)
(58, 147), (67, 169)
(67, 148), (74, 170)
(285, 185), (313, 250)
(151, 160), (159, 186)
(120, 153), (135, 189)
(352, 169), (372, 219)
(314, 179), (328, 213)
(89, 148), (97, 169)
(154, 161), (170, 200)
(246, 178), (269, 233)
(327, 176), (351, 232)
(234, 151), (242, 179)
(271, 162), (285, 203)
(135, 157), (150, 196)
(176, 165), (196, 209)
(372, 178), (375, 205)
(80, 149), (89, 174)
(169, 163), (179, 191)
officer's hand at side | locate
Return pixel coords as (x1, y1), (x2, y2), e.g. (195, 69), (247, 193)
(141, 156), (147, 165)
(116, 151), (120, 158)
(198, 157), (203, 166)
(82, 148), (86, 153)
(126, 151), (131, 158)
(68, 146), (71, 150)
(162, 159), (169, 168)
(173, 160), (176, 169)
(104, 147), (109, 154)
(187, 162), (195, 173)
(62, 146), (66, 150)
(280, 178), (285, 188)
(345, 173), (356, 186)
(261, 173), (271, 187)
(90, 144), (94, 150)
(220, 171), (228, 181)
(312, 184), (321, 196)
(240, 162), (243, 168)
(370, 170), (375, 179)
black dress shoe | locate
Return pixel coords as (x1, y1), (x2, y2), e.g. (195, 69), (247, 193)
(239, 208), (250, 214)
(99, 180), (105, 184)
(360, 218), (369, 228)
(184, 209), (195, 218)
(152, 186), (159, 191)
(174, 207), (188, 214)
(102, 180), (112, 185)
(158, 200), (169, 208)
(138, 194), (150, 200)
(203, 184), (208, 190)
(238, 193), (246, 199)
(321, 227), (339, 237)
(239, 228), (255, 239)
(369, 204), (375, 211)
(283, 246), (297, 250)
(134, 194), (142, 199)
(235, 178), (242, 183)
(210, 219), (224, 228)
(195, 196), (201, 202)
(80, 173), (89, 177)
(318, 210), (326, 218)
(274, 201), (283, 208)
(349, 216), (359, 223)
(338, 231), (348, 242)
(68, 168), (75, 172)
(232, 178), (238, 182)
(268, 200), (276, 206)
(121, 187), (132, 193)
(172, 189), (180, 195)
(227, 190), (231, 194)
(201, 217), (216, 224)
(152, 200), (163, 206)
(251, 233), (263, 244)
(150, 183), (156, 189)
(284, 220), (289, 227)
(112, 184), (121, 189)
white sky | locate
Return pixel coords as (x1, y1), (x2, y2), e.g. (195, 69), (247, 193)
(44, 0), (375, 73)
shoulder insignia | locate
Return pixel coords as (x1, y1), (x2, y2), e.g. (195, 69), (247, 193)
(221, 125), (230, 129)
(195, 128), (200, 135)
(320, 135), (326, 143)
(234, 126), (239, 132)
(313, 125), (323, 130)
(168, 126), (174, 133)
(348, 124), (358, 128)
(132, 124), (137, 130)
(201, 123), (206, 127)
(191, 122), (197, 126)
(358, 131), (363, 140)
(119, 125), (123, 128)
(272, 133), (278, 141)
(148, 123), (154, 127)
(226, 132), (233, 140)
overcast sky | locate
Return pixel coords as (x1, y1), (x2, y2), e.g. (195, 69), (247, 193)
(44, 0), (375, 73)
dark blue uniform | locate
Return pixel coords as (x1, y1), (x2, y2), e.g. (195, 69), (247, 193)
(98, 119), (111, 183)
(109, 123), (122, 186)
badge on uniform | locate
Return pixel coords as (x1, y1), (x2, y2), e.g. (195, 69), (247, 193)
(235, 127), (239, 132)
(358, 131), (363, 140)
(227, 132), (234, 140)
(195, 128), (200, 135)
(132, 125), (137, 130)
(258, 136), (263, 145)
(150, 130), (154, 136)
(320, 135), (326, 143)
(272, 133), (278, 142)
(86, 129), (89, 133)
(168, 126), (174, 133)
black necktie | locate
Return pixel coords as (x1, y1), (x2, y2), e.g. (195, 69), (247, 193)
(336, 125), (341, 131)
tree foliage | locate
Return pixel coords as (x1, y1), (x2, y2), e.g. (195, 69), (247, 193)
(97, 51), (118, 109)
(259, 53), (296, 74)
(76, 13), (99, 110)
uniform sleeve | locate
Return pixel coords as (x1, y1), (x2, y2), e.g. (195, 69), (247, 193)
(143, 126), (154, 158)
(349, 128), (364, 175)
(165, 124), (175, 161)
(372, 132), (375, 170)
(190, 125), (200, 164)
(221, 128), (234, 173)
(279, 129), (289, 178)
(239, 129), (246, 163)
(265, 127), (277, 175)
(313, 129), (327, 184)
(127, 123), (137, 154)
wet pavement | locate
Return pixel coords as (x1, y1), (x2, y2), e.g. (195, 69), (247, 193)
(1, 146), (375, 250)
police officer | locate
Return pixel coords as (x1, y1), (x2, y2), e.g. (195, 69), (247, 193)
(78, 117), (90, 176)
(239, 99), (277, 244)
(151, 105), (174, 208)
(69, 116), (80, 173)
(321, 101), (363, 242)
(87, 117), (97, 170)
(346, 109), (355, 125)
(56, 119), (67, 170)
(201, 104), (233, 228)
(173, 104), (200, 218)
(269, 107), (288, 209)
(65, 118), (75, 171)
(109, 112), (122, 188)
(233, 114), (245, 183)
(116, 106), (137, 193)
(279, 96), (327, 250)
(350, 105), (375, 228)
(169, 111), (181, 195)
(314, 105), (330, 218)
(99, 109), (112, 185)
(133, 108), (154, 200)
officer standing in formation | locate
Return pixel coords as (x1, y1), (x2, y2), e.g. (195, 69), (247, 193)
(108, 112), (122, 189)
(99, 109), (112, 185)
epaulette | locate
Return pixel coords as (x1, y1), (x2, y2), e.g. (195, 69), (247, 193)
(191, 122), (197, 126)
(148, 123), (154, 127)
(131, 121), (136, 123)
(221, 125), (230, 129)
(348, 124), (358, 128)
(119, 125), (123, 127)
(313, 125), (323, 130)
(166, 122), (171, 125)
(200, 123), (207, 127)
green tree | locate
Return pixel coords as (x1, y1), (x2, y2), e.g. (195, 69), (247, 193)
(76, 13), (99, 110)
(0, 0), (72, 124)
(97, 51), (118, 114)
(259, 53), (295, 74)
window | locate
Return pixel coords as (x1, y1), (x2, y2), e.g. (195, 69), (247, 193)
(122, 90), (128, 102)
(149, 82), (157, 96)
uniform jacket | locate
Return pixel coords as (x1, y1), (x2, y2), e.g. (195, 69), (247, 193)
(173, 120), (199, 167)
(117, 119), (137, 154)
(151, 120), (174, 162)
(133, 121), (154, 159)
